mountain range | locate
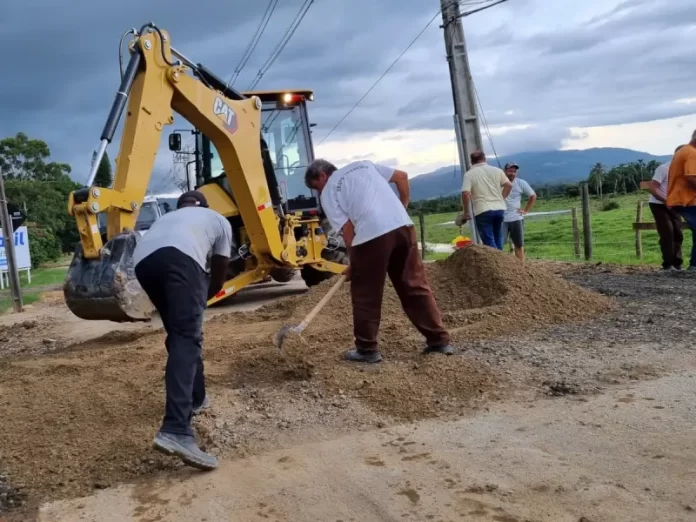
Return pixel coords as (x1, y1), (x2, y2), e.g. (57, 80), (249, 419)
(408, 147), (672, 201)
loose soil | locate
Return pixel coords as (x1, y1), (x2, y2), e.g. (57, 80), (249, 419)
(5, 246), (693, 521)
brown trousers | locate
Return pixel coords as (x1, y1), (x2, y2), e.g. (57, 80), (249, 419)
(350, 225), (450, 351)
(649, 203), (683, 269)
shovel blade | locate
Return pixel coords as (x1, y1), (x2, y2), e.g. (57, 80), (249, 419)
(274, 324), (296, 351)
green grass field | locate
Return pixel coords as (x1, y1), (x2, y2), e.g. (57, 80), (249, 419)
(0, 265), (68, 312)
(0, 197), (689, 312)
(414, 193), (693, 265)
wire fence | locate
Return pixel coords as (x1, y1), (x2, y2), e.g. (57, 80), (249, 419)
(413, 196), (694, 266)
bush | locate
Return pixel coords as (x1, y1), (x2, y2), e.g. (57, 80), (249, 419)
(601, 200), (620, 211)
(27, 224), (61, 268)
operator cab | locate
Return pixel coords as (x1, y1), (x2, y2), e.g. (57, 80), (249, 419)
(169, 90), (320, 215)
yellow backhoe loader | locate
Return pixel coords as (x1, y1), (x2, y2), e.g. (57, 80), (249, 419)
(63, 23), (347, 323)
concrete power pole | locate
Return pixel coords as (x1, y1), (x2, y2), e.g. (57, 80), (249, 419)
(0, 171), (23, 312)
(440, 0), (485, 243)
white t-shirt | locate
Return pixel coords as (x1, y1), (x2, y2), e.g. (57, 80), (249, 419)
(133, 206), (233, 272)
(320, 160), (413, 246)
(462, 163), (509, 216)
(648, 162), (670, 205)
(504, 178), (536, 222)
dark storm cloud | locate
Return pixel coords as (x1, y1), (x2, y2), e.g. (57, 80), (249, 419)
(1, 0), (695, 189)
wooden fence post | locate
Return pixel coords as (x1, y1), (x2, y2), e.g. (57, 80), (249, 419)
(571, 207), (581, 259)
(635, 201), (643, 260)
(419, 212), (426, 260)
(581, 183), (593, 261)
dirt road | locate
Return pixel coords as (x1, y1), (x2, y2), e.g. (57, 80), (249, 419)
(1, 255), (696, 521)
(38, 373), (696, 522)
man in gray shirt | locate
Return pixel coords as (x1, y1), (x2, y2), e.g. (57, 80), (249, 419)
(501, 162), (536, 261)
(133, 190), (233, 471)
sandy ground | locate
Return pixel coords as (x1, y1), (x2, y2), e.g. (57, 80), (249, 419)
(1, 256), (696, 521)
(38, 373), (696, 522)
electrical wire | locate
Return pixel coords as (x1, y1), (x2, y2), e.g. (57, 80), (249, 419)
(472, 80), (501, 168)
(317, 7), (446, 146)
(247, 0), (315, 90)
(226, 0), (279, 88)
(317, 0), (510, 146)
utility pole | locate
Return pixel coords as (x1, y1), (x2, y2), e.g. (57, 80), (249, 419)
(441, 0), (507, 244)
(0, 171), (23, 312)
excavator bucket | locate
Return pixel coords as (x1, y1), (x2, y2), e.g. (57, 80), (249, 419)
(63, 231), (155, 322)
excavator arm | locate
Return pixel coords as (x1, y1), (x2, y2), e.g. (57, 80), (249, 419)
(64, 24), (289, 321)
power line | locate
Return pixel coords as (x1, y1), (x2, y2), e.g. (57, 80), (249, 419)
(247, 0), (315, 90)
(226, 0), (279, 88)
(317, 0), (511, 146)
(317, 6), (447, 146)
(472, 81), (501, 168)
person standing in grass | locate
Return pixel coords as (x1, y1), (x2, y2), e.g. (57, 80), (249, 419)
(501, 161), (536, 261)
(667, 131), (696, 271)
(648, 145), (684, 271)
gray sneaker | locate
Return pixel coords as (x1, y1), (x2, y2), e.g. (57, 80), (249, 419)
(192, 395), (210, 416)
(344, 348), (383, 363)
(153, 431), (218, 471)
(423, 344), (455, 355)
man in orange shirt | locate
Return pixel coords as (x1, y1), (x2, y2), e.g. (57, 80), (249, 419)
(666, 130), (696, 270)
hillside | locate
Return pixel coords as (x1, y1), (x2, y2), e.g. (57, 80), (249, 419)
(409, 148), (671, 201)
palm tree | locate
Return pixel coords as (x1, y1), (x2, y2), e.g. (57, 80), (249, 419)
(588, 163), (605, 199)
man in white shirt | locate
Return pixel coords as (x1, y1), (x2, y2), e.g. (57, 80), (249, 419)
(461, 151), (513, 250)
(133, 190), (233, 471)
(501, 162), (537, 261)
(649, 145), (685, 270)
(304, 159), (452, 364)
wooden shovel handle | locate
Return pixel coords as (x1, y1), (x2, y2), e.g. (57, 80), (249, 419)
(294, 274), (347, 333)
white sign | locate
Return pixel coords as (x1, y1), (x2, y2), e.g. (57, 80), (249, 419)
(0, 226), (31, 270)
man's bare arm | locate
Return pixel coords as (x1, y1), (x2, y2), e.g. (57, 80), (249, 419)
(685, 175), (696, 190)
(390, 169), (410, 207)
(522, 193), (537, 214)
(502, 180), (513, 199)
(208, 255), (229, 300)
(462, 192), (472, 218)
(340, 220), (355, 280)
(649, 180), (666, 203)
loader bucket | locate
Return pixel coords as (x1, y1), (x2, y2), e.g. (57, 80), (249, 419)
(63, 231), (155, 322)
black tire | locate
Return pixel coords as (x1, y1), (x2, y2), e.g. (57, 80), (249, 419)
(301, 265), (332, 287)
(270, 267), (295, 283)
(301, 220), (349, 287)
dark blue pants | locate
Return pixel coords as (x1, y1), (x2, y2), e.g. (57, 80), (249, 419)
(475, 210), (505, 250)
(135, 247), (209, 437)
(673, 206), (696, 268)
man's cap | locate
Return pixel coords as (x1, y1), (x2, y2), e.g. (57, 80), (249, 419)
(504, 162), (519, 170)
(177, 191), (209, 208)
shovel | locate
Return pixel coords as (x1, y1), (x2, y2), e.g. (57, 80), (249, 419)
(274, 274), (347, 351)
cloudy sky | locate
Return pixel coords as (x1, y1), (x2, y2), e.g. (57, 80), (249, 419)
(2, 0), (695, 190)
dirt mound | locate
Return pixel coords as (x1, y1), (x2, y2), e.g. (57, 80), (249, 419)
(226, 246), (611, 419)
(260, 245), (612, 345)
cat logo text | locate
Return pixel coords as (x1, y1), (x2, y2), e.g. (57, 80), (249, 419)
(213, 97), (238, 134)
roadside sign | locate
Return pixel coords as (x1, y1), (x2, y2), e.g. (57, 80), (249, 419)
(0, 226), (31, 270)
(6, 203), (26, 230)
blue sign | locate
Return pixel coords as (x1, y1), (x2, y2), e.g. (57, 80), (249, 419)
(0, 226), (32, 270)
(0, 229), (26, 248)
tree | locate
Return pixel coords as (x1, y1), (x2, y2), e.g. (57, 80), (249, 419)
(0, 132), (71, 181)
(588, 163), (604, 199)
(93, 151), (113, 187)
(0, 133), (79, 260)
